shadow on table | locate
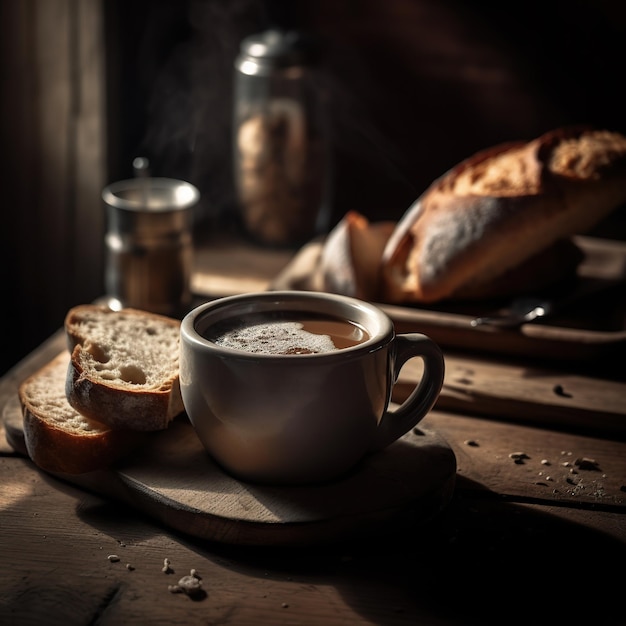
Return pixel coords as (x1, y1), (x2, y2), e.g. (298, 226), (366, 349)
(64, 468), (624, 626)
(200, 475), (626, 626)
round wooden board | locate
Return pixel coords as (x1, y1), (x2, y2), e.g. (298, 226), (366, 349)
(4, 397), (456, 547)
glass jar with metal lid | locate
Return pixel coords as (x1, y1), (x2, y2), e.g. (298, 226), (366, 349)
(233, 29), (331, 248)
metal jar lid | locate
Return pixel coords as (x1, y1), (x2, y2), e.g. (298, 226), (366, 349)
(235, 29), (317, 76)
(102, 177), (199, 241)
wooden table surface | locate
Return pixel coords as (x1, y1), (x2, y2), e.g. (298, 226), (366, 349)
(2, 240), (625, 626)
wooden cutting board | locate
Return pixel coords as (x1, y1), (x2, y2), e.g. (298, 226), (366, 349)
(270, 235), (626, 362)
(3, 394), (457, 548)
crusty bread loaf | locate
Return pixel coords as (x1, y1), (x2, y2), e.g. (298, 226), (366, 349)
(65, 305), (184, 432)
(19, 351), (140, 474)
(380, 126), (626, 303)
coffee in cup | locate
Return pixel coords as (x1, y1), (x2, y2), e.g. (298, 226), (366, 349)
(205, 312), (370, 355)
(180, 291), (445, 485)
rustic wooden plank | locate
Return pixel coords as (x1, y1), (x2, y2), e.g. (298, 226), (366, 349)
(73, 0), (106, 301)
(395, 352), (626, 437)
(192, 233), (296, 297)
(423, 411), (626, 509)
(2, 323), (625, 622)
(1, 0), (106, 376)
(1, 454), (624, 625)
(35, 0), (73, 311)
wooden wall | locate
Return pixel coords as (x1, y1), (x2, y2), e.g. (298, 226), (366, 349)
(1, 0), (106, 375)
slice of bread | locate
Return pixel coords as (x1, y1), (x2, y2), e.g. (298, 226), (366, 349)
(319, 211), (395, 301)
(18, 351), (140, 474)
(65, 305), (184, 432)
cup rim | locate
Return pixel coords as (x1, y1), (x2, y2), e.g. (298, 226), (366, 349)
(181, 290), (394, 359)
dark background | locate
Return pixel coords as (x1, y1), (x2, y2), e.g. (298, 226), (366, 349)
(106, 0), (626, 228)
(2, 0), (626, 375)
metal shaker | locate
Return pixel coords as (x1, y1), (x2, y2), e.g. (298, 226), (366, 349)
(103, 176), (199, 317)
(233, 29), (331, 248)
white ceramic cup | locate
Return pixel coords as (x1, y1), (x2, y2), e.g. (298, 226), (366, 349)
(180, 291), (445, 485)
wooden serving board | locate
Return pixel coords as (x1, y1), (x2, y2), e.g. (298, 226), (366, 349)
(270, 235), (626, 362)
(3, 392), (456, 548)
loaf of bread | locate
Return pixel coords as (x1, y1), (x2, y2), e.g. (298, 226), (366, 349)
(379, 126), (626, 303)
(65, 305), (184, 432)
(18, 351), (141, 474)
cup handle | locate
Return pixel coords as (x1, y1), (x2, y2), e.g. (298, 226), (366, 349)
(370, 333), (445, 451)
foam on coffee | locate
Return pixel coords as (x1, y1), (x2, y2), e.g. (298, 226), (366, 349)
(209, 314), (370, 355)
(214, 321), (336, 355)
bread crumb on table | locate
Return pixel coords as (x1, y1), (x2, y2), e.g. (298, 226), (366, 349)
(168, 571), (204, 597)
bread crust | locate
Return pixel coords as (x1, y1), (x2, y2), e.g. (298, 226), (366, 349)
(64, 305), (184, 432)
(381, 126), (626, 303)
(19, 352), (140, 474)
